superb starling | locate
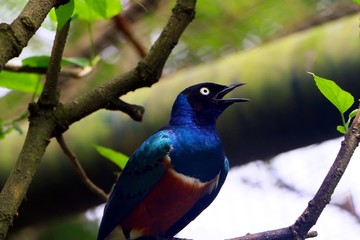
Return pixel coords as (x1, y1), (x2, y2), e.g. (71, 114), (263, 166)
(97, 82), (248, 240)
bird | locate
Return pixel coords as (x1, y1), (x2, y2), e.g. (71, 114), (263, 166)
(97, 82), (248, 240)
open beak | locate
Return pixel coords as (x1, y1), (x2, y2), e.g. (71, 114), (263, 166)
(215, 83), (249, 104)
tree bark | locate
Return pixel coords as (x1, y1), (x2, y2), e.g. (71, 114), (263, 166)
(0, 0), (66, 71)
(0, 0), (196, 238)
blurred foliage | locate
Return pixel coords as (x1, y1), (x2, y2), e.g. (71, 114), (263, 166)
(137, 0), (359, 69)
(0, 0), (358, 129)
(37, 216), (97, 240)
(8, 214), (98, 240)
(72, 0), (122, 22)
(1, 0), (359, 69)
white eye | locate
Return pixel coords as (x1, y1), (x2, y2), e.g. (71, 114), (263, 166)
(200, 87), (210, 95)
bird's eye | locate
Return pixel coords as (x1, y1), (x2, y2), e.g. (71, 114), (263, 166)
(200, 87), (210, 96)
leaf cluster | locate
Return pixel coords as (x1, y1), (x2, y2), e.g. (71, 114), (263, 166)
(52, 0), (122, 27)
(309, 72), (358, 134)
(0, 0), (121, 140)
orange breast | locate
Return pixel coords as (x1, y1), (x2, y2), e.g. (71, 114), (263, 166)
(120, 156), (219, 236)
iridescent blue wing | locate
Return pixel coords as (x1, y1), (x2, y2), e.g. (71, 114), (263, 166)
(97, 130), (173, 240)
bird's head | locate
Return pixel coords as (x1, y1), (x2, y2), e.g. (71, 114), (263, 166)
(170, 82), (248, 126)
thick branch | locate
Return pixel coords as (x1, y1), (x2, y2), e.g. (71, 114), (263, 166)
(0, 0), (66, 71)
(0, 20), (70, 239)
(0, 1), (195, 238)
(54, 0), (196, 130)
(0, 110), (56, 240)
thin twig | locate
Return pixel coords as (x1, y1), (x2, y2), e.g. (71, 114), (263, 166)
(291, 101), (360, 238)
(38, 20), (71, 107)
(56, 134), (108, 202)
(3, 64), (93, 78)
(228, 228), (317, 240)
(113, 14), (147, 57)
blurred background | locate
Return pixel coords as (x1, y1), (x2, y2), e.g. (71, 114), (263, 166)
(1, 0), (360, 239)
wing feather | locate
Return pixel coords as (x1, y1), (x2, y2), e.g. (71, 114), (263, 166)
(97, 130), (173, 240)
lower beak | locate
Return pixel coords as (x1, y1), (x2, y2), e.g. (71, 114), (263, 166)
(215, 83), (249, 103)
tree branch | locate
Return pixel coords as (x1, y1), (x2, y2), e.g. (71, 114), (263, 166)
(0, 20), (71, 239)
(0, 0), (67, 71)
(38, 20), (71, 108)
(105, 99), (145, 122)
(3, 64), (93, 78)
(291, 103), (360, 238)
(54, 0), (196, 132)
(113, 14), (147, 58)
(0, 1), (196, 238)
(56, 134), (108, 202)
(228, 228), (317, 240)
(230, 102), (360, 240)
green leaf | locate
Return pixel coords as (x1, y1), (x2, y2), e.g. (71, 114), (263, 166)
(0, 71), (42, 94)
(87, 0), (108, 19)
(97, 0), (123, 19)
(74, 0), (122, 22)
(55, 0), (75, 30)
(309, 72), (354, 114)
(353, 0), (360, 4)
(345, 109), (359, 130)
(349, 109), (358, 119)
(62, 57), (90, 67)
(22, 56), (52, 68)
(49, 9), (58, 26)
(94, 144), (128, 169)
(89, 55), (101, 66)
(337, 125), (346, 134)
(23, 56), (91, 68)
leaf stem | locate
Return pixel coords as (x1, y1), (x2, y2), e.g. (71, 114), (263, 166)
(340, 112), (347, 132)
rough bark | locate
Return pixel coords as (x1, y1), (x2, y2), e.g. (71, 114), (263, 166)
(0, 0), (196, 238)
(0, 0), (66, 71)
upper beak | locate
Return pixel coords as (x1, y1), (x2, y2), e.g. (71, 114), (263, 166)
(215, 83), (249, 103)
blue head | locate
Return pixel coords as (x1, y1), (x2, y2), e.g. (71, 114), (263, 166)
(169, 82), (248, 126)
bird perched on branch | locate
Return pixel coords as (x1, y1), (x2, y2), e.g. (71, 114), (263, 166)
(97, 82), (248, 240)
